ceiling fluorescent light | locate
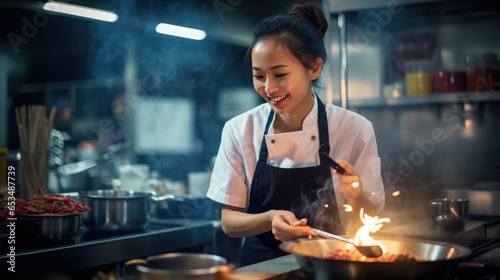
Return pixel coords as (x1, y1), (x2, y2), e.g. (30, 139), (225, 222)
(43, 1), (118, 22)
(155, 23), (206, 40)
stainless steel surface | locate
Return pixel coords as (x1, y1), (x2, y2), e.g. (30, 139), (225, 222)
(430, 198), (469, 230)
(279, 237), (471, 280)
(378, 218), (486, 239)
(312, 228), (383, 257)
(0, 219), (216, 278)
(441, 185), (500, 216)
(56, 141), (133, 191)
(58, 141), (133, 176)
(79, 190), (151, 231)
(325, 0), (446, 13)
(237, 254), (302, 278)
(134, 253), (226, 280)
(347, 91), (500, 107)
(17, 213), (81, 241)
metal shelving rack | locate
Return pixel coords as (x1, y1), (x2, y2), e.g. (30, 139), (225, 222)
(323, 0), (500, 109)
(348, 91), (500, 107)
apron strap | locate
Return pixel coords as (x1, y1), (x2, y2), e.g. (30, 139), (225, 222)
(255, 109), (274, 165)
(316, 93), (331, 156)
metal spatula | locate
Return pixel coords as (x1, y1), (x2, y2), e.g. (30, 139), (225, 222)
(311, 228), (383, 258)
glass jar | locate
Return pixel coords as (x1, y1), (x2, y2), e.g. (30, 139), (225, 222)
(405, 60), (434, 95)
(143, 170), (166, 195)
(465, 52), (499, 92)
(434, 70), (466, 93)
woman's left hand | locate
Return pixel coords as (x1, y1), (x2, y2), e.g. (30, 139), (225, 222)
(270, 210), (315, 242)
(336, 161), (363, 202)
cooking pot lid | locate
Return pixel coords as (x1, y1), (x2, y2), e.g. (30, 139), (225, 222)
(79, 190), (153, 199)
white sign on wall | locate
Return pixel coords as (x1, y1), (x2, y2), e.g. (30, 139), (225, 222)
(134, 98), (194, 153)
(217, 87), (260, 120)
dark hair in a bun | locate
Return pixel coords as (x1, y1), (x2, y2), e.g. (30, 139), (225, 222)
(288, 2), (328, 39)
(246, 1), (328, 73)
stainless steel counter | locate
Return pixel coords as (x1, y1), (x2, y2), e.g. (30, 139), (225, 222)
(237, 254), (302, 280)
(376, 218), (488, 239)
(0, 219), (214, 278)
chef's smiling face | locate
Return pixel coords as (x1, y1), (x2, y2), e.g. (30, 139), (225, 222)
(251, 37), (321, 116)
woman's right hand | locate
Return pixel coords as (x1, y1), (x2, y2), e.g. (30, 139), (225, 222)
(270, 210), (316, 242)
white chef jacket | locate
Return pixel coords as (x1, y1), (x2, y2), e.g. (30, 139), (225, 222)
(207, 97), (385, 222)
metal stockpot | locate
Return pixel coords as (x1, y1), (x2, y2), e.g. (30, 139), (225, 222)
(129, 253), (227, 280)
(430, 198), (469, 230)
(17, 213), (81, 241)
(79, 190), (153, 231)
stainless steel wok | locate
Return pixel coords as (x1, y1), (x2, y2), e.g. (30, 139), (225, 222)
(279, 237), (471, 280)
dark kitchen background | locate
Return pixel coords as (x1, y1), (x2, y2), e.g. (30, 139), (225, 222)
(2, 1), (500, 279)
(1, 0), (500, 221)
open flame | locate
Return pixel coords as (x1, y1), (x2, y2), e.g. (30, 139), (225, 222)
(346, 208), (391, 255)
(343, 204), (353, 212)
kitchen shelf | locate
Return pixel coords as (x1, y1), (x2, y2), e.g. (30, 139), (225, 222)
(326, 0), (452, 13)
(325, 0), (500, 110)
(346, 91), (500, 108)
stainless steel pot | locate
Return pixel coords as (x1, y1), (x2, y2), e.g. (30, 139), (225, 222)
(130, 253), (227, 280)
(279, 237), (471, 280)
(430, 198), (469, 230)
(16, 213), (81, 241)
(79, 190), (153, 231)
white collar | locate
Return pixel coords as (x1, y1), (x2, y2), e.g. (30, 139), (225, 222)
(268, 94), (318, 134)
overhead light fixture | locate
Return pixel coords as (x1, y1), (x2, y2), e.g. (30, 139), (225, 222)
(43, 1), (118, 22)
(155, 23), (206, 41)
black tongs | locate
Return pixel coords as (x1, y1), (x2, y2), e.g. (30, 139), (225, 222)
(319, 152), (346, 175)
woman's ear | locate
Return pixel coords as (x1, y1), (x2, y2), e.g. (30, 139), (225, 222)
(310, 58), (323, 80)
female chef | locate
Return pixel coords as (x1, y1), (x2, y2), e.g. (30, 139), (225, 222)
(206, 1), (385, 266)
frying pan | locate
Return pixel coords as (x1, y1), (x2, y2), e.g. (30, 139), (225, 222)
(279, 237), (471, 280)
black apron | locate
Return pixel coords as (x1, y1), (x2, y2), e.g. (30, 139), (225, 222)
(240, 94), (344, 267)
